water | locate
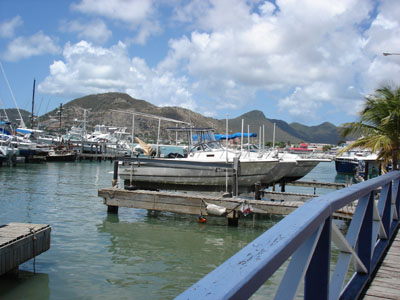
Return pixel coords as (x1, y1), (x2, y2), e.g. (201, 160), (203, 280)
(0, 161), (342, 299)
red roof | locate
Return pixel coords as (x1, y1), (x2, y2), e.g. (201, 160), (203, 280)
(289, 147), (313, 151)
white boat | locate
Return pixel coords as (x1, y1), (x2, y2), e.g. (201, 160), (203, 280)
(278, 152), (329, 182)
(119, 128), (280, 193)
(0, 136), (18, 166)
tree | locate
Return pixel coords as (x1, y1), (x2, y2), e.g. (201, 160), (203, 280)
(339, 85), (400, 170)
(322, 145), (332, 152)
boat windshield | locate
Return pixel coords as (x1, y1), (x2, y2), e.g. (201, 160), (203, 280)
(190, 141), (223, 153)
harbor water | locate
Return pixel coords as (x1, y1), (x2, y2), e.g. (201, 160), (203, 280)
(0, 161), (346, 299)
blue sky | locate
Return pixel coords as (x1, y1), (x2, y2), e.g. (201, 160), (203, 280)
(0, 0), (399, 126)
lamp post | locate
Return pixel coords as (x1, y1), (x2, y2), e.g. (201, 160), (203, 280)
(383, 52), (400, 56)
(382, 51), (400, 170)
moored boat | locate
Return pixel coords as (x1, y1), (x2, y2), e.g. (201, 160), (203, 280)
(119, 128), (280, 193)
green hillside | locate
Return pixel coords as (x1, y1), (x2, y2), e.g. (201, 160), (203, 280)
(13, 92), (347, 144)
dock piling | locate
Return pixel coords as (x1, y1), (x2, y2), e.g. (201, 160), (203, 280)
(112, 160), (119, 187)
(107, 205), (119, 214)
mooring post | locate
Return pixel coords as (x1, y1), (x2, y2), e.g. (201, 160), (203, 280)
(227, 210), (239, 227)
(232, 157), (239, 197)
(107, 205), (119, 214)
(112, 160), (119, 187)
(254, 182), (261, 200)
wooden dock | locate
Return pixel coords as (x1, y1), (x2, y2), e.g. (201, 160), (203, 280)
(98, 188), (355, 221)
(77, 153), (126, 161)
(362, 228), (400, 300)
(0, 223), (51, 275)
(285, 180), (348, 190)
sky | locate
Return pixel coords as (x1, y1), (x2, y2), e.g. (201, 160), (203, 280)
(0, 0), (399, 126)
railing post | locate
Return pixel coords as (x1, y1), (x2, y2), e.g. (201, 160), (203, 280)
(305, 216), (331, 300)
(394, 178), (400, 220)
(358, 191), (374, 273)
(380, 182), (392, 238)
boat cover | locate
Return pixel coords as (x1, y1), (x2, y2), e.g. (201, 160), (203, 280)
(214, 132), (257, 141)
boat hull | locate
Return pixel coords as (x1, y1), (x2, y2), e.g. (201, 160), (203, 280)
(261, 160), (297, 184)
(335, 159), (359, 174)
(119, 158), (278, 193)
(46, 153), (77, 162)
(282, 159), (323, 182)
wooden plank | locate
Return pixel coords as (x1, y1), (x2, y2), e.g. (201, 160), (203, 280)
(363, 229), (400, 300)
(263, 191), (318, 202)
(285, 180), (347, 189)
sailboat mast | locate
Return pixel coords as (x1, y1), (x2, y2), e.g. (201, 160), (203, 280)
(0, 95), (10, 121)
(0, 61), (25, 127)
(31, 79), (36, 128)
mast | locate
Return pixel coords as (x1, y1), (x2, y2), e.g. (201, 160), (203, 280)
(0, 95), (10, 122)
(31, 79), (36, 128)
(0, 61), (25, 127)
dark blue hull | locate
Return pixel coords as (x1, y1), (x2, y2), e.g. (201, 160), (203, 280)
(335, 159), (358, 174)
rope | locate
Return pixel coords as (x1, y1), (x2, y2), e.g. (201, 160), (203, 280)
(29, 227), (36, 273)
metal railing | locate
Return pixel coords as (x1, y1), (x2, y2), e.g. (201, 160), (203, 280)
(176, 171), (400, 300)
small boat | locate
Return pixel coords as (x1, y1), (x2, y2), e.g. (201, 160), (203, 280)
(46, 147), (76, 162)
(335, 149), (380, 178)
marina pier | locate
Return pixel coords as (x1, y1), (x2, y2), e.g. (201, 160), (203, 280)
(99, 188), (355, 222)
(99, 160), (355, 224)
(0, 223), (51, 276)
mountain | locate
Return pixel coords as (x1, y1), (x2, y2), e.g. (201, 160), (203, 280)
(1, 108), (31, 126)
(289, 122), (342, 144)
(37, 93), (222, 142)
(227, 111), (301, 143)
(4, 92), (344, 144)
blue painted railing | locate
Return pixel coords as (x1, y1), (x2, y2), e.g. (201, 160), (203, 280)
(176, 171), (400, 300)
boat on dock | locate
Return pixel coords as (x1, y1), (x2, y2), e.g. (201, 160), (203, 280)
(278, 152), (330, 183)
(119, 128), (280, 193)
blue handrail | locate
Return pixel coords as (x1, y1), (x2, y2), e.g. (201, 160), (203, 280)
(176, 171), (400, 300)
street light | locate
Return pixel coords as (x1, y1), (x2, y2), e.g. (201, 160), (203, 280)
(383, 52), (400, 56)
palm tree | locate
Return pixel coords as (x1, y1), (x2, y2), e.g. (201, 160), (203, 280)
(339, 85), (400, 170)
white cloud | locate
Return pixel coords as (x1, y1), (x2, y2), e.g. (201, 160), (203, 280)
(2, 31), (61, 61)
(24, 0), (400, 123)
(0, 15), (23, 38)
(361, 0), (400, 93)
(71, 0), (160, 44)
(38, 40), (196, 110)
(60, 19), (112, 44)
(158, 0), (400, 122)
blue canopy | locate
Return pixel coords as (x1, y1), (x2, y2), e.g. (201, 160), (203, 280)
(192, 132), (257, 142)
(0, 122), (12, 135)
(16, 128), (33, 135)
(215, 132), (257, 141)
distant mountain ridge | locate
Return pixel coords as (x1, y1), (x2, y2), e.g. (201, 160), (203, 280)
(4, 92), (343, 144)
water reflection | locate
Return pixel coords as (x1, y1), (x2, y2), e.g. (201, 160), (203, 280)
(98, 211), (274, 298)
(0, 271), (50, 300)
(334, 174), (356, 184)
